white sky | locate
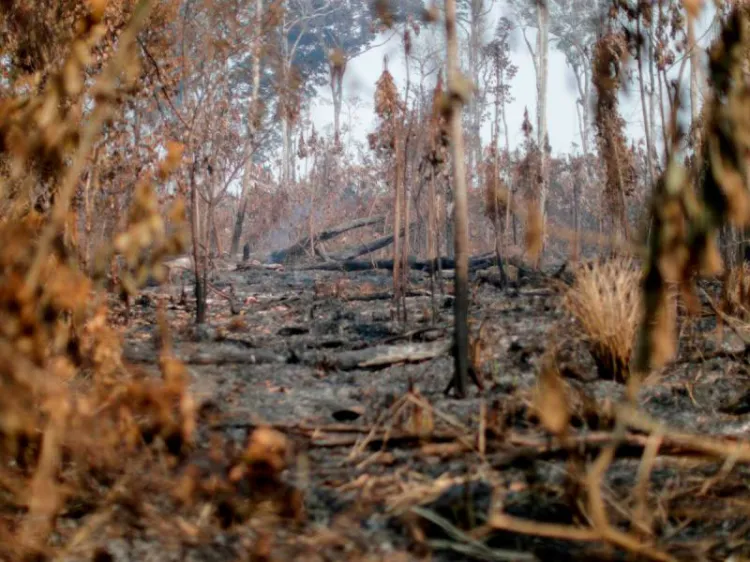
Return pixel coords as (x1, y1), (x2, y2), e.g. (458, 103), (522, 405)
(306, 2), (718, 158)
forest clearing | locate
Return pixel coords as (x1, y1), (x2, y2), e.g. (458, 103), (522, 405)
(3, 0), (750, 561)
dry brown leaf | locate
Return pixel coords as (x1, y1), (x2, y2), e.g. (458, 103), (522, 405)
(533, 361), (570, 438)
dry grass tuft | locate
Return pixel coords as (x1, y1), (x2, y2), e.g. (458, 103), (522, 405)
(563, 258), (642, 382)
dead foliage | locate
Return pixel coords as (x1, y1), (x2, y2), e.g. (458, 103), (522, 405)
(0, 2), (309, 560)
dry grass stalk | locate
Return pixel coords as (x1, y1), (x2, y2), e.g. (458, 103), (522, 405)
(563, 258), (642, 382)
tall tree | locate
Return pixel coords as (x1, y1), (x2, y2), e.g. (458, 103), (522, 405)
(230, 0), (267, 257)
(369, 59), (406, 315)
(512, 0), (550, 262)
(444, 0), (472, 398)
(592, 30), (637, 241)
(485, 16), (518, 243)
(460, 0), (494, 189)
(548, 0), (600, 170)
(312, 0), (422, 142)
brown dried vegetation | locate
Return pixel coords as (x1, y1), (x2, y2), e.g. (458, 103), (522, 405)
(0, 3), (299, 560)
(6, 1), (750, 561)
(563, 258), (642, 382)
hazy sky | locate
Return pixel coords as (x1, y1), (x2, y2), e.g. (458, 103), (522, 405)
(307, 2), (719, 158)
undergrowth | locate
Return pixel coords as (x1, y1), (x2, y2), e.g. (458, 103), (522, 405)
(0, 2), (219, 560)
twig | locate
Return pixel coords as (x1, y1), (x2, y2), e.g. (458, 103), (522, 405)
(632, 430), (663, 537)
(487, 512), (600, 542)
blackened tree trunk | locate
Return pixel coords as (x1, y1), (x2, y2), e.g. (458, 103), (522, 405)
(444, 0), (471, 398)
(190, 168), (206, 325)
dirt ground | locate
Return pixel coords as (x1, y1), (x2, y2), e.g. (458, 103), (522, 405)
(82, 257), (750, 562)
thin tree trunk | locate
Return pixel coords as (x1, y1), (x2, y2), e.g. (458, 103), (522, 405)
(402, 151), (411, 321)
(436, 187), (445, 294)
(393, 131), (404, 320)
(212, 221), (223, 257)
(309, 174), (316, 257)
(636, 17), (655, 189)
(190, 169), (206, 325)
(648, 19), (658, 167)
(282, 117), (291, 185)
(658, 67), (669, 151)
(492, 142), (508, 286)
(230, 189), (249, 257)
(330, 58), (345, 143)
(502, 96), (513, 246)
(202, 194), (213, 315)
(445, 0), (472, 398)
(688, 8), (701, 151)
(230, 0), (264, 256)
(573, 171), (581, 262)
(467, 0), (485, 190)
(428, 172), (438, 320)
(532, 2), (550, 264)
(573, 73), (589, 260)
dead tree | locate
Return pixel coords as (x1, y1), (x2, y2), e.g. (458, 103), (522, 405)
(444, 0), (473, 398)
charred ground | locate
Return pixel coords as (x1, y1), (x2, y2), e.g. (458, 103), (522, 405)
(77, 256), (750, 562)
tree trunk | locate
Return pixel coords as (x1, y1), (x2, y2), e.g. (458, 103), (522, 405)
(466, 0), (486, 190)
(688, 9), (701, 151)
(445, 0), (471, 398)
(572, 68), (590, 259)
(536, 1), (550, 263)
(230, 0), (264, 256)
(330, 57), (345, 144)
(573, 171), (587, 261)
(230, 192), (249, 257)
(190, 169), (206, 325)
(636, 17), (655, 187)
(401, 143), (411, 321)
(271, 214), (385, 263)
(212, 220), (222, 257)
(502, 93), (513, 246)
(648, 18), (658, 167)
(202, 194), (213, 317)
(393, 130), (404, 320)
(445, 189), (455, 257)
(282, 117), (291, 185)
(658, 67), (669, 150)
(428, 172), (438, 317)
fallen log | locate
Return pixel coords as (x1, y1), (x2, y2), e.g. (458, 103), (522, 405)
(235, 260), (285, 271)
(328, 223), (417, 261)
(269, 215), (385, 263)
(122, 343), (288, 365)
(297, 340), (452, 370)
(297, 257), (409, 272)
(296, 253), (521, 274)
(342, 288), (448, 302)
(123, 340), (450, 370)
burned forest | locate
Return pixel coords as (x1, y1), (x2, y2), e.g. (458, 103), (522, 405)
(5, 0), (750, 560)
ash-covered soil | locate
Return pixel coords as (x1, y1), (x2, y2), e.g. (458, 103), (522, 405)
(82, 259), (750, 562)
